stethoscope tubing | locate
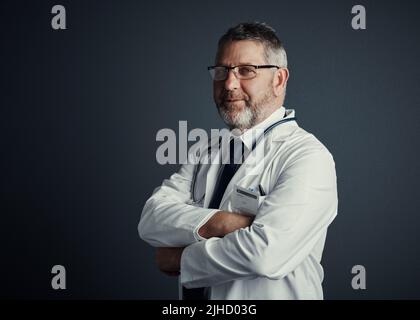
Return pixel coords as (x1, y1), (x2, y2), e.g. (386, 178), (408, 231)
(191, 117), (297, 203)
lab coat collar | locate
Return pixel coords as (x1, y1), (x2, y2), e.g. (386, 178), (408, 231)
(230, 106), (286, 152)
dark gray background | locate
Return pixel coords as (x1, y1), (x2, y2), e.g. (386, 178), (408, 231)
(1, 0), (419, 299)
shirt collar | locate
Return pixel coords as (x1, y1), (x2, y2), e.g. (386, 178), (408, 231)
(231, 106), (286, 151)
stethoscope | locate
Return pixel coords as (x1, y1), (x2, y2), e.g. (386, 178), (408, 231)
(190, 116), (297, 204)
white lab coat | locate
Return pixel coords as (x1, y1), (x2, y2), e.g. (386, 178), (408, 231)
(139, 109), (338, 300)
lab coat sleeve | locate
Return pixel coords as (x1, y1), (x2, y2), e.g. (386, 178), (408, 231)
(180, 148), (338, 288)
(138, 163), (219, 247)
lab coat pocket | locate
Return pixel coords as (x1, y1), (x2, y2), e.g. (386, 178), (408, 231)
(232, 185), (260, 216)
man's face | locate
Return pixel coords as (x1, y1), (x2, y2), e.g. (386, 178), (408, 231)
(213, 40), (277, 130)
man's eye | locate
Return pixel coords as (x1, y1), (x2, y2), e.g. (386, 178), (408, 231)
(215, 68), (226, 77)
(238, 67), (253, 76)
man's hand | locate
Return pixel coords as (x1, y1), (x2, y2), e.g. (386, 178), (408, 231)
(198, 211), (254, 239)
(155, 247), (184, 276)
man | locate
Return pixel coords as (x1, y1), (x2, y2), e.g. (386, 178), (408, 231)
(138, 22), (338, 300)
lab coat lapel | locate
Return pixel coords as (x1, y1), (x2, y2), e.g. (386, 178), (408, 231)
(202, 135), (226, 209)
(203, 161), (221, 208)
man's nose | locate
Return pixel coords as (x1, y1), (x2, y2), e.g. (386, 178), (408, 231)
(223, 69), (240, 91)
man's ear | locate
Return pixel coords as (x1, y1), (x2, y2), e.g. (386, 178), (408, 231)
(273, 68), (289, 96)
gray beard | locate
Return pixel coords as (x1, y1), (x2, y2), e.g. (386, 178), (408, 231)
(217, 90), (275, 130)
(217, 102), (258, 131)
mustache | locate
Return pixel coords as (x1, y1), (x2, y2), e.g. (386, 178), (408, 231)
(220, 91), (249, 101)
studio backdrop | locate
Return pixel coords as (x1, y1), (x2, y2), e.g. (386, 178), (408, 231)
(1, 0), (419, 299)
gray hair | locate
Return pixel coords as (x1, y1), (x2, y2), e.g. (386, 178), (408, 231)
(216, 22), (288, 68)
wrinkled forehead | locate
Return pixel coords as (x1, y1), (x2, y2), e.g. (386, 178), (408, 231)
(215, 40), (267, 66)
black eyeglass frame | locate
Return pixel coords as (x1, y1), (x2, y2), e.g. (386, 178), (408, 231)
(207, 64), (280, 80)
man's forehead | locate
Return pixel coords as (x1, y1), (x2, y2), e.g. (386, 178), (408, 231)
(216, 40), (266, 65)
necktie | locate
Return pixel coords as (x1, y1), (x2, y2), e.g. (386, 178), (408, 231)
(183, 139), (244, 300)
(209, 138), (244, 209)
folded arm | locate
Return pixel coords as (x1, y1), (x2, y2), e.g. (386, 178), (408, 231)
(138, 156), (254, 247)
(138, 163), (218, 247)
(155, 211), (254, 276)
(180, 149), (338, 288)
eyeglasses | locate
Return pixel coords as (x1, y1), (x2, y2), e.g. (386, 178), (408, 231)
(207, 64), (280, 81)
